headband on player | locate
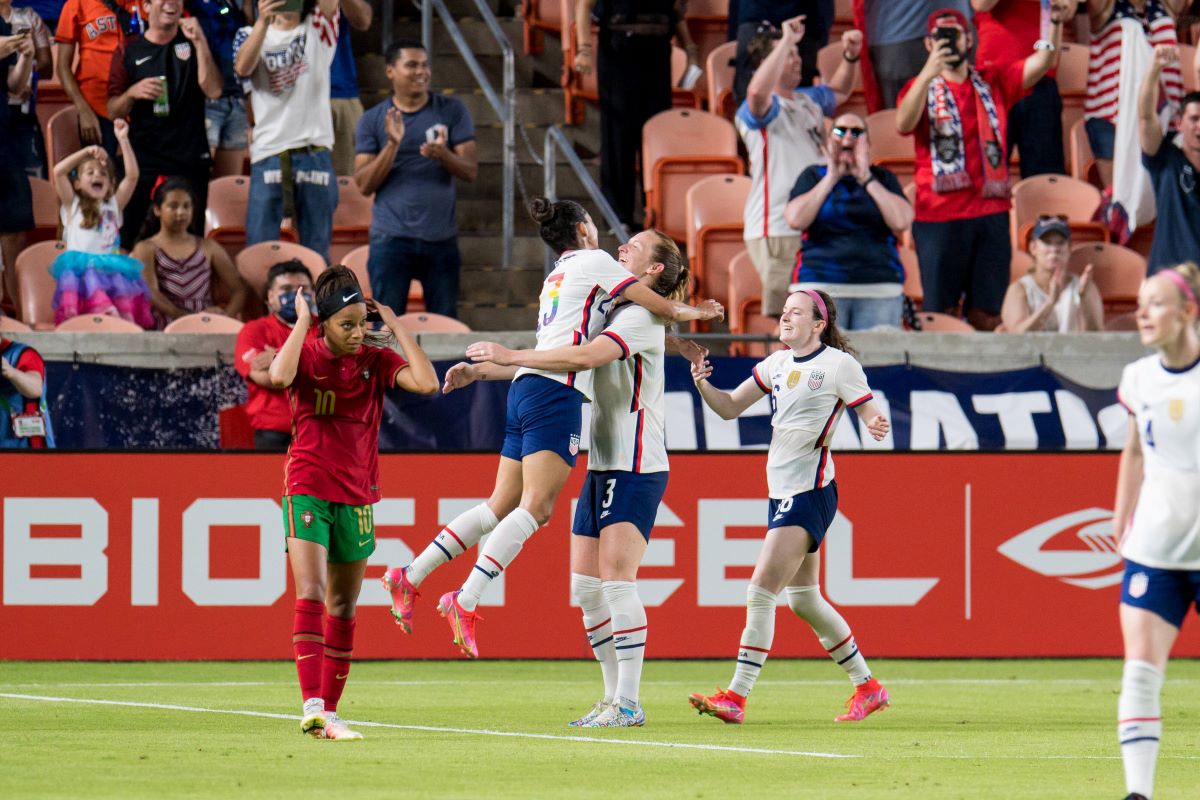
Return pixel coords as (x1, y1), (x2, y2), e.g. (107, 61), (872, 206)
(317, 289), (365, 320)
(802, 289), (829, 323)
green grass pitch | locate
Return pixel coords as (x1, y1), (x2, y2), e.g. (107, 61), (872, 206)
(3, 659), (1198, 798)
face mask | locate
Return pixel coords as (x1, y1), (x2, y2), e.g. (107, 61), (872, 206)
(277, 289), (313, 324)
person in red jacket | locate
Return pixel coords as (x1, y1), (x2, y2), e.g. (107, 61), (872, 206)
(234, 259), (316, 450)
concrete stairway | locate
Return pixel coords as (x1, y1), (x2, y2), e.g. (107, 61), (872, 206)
(353, 0), (618, 331)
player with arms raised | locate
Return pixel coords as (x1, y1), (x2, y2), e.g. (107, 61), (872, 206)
(687, 290), (890, 725)
(270, 266), (438, 739)
(1112, 263), (1200, 800)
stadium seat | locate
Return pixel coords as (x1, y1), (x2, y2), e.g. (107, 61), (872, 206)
(671, 45), (703, 109)
(706, 40), (738, 120)
(218, 404), (255, 449)
(207, 176), (298, 259)
(15, 240), (64, 329)
(897, 246), (923, 307)
(1066, 242), (1146, 313)
(1104, 312), (1137, 331)
(1010, 249), (1035, 283)
(0, 316), (32, 332)
(685, 174), (752, 311)
(521, 0), (564, 55)
(398, 312), (472, 333)
(1056, 43), (1089, 112)
(1010, 174), (1105, 248)
(683, 0), (730, 76)
(339, 245), (425, 311)
(866, 109), (915, 187)
(642, 109), (744, 241)
(1179, 44), (1197, 91)
(236, 242), (327, 317)
(55, 314), (144, 332)
(45, 106), (81, 174)
(727, 249), (777, 356)
(1067, 116), (1097, 186)
(829, 0), (854, 39)
(559, 0), (599, 125)
(915, 311), (973, 332)
(330, 176), (372, 265)
(817, 38), (866, 115)
(163, 313), (246, 333)
(29, 177), (61, 244)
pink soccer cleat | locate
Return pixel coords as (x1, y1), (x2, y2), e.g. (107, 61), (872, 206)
(835, 679), (889, 722)
(688, 688), (745, 724)
(381, 566), (420, 634)
(321, 712), (364, 740)
(437, 590), (483, 659)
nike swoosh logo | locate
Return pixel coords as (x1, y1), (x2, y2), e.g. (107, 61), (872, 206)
(313, 374), (328, 381)
(297, 654), (317, 660)
(342, 292), (358, 302)
(358, 538), (372, 546)
(335, 673), (349, 680)
(135, 56), (152, 65)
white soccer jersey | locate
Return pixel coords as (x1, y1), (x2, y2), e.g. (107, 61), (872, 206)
(588, 304), (668, 474)
(1117, 354), (1200, 570)
(752, 345), (873, 499)
(735, 88), (832, 241)
(517, 249), (639, 401)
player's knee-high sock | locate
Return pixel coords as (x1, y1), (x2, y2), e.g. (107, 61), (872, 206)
(727, 584), (777, 699)
(292, 599), (325, 703)
(321, 613), (355, 713)
(785, 585), (872, 685)
(603, 580), (647, 709)
(1119, 659), (1164, 798)
(572, 573), (618, 703)
(457, 508), (539, 611)
(407, 502), (500, 588)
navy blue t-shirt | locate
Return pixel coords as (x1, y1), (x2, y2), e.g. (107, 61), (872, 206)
(355, 92), (475, 242)
(788, 164), (907, 285)
(186, 0), (246, 98)
(329, 12), (358, 99)
(1143, 142), (1200, 276)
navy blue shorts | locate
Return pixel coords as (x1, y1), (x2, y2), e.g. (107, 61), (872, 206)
(1085, 117), (1115, 160)
(767, 480), (838, 553)
(499, 375), (584, 467)
(1120, 558), (1200, 629)
(573, 469), (669, 541)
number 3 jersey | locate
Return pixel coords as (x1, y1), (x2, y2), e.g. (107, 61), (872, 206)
(1117, 354), (1200, 569)
(588, 303), (668, 474)
(285, 338), (409, 506)
(752, 344), (873, 499)
(517, 249), (639, 401)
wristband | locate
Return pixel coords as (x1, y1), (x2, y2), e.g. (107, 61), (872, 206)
(842, 50), (860, 63)
(1033, 39), (1056, 51)
(861, 174), (875, 188)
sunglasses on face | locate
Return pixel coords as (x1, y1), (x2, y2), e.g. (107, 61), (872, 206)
(832, 126), (866, 139)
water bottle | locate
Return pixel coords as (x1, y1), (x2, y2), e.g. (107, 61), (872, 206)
(129, 3), (144, 35)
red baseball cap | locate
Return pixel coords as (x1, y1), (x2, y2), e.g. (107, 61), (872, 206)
(927, 8), (969, 34)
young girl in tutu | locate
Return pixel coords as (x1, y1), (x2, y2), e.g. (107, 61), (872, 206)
(51, 119), (155, 328)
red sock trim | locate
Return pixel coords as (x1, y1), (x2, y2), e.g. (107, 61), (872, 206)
(443, 527), (467, 550)
(321, 613), (356, 712)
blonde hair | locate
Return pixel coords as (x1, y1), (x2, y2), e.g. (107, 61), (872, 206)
(1168, 262), (1200, 307)
(74, 157), (115, 230)
(646, 230), (690, 302)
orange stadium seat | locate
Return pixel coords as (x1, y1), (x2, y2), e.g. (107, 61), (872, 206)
(1056, 43), (1090, 112)
(642, 109), (744, 241)
(330, 176), (373, 265)
(163, 313), (246, 333)
(1066, 242), (1146, 314)
(0, 316), (32, 333)
(706, 40), (738, 119)
(398, 312), (471, 333)
(207, 177), (298, 259)
(522, 0), (565, 55)
(684, 0), (730, 75)
(1010, 249), (1035, 283)
(685, 173), (751, 311)
(55, 314), (143, 332)
(15, 240), (64, 329)
(830, 0), (854, 39)
(671, 45), (703, 109)
(866, 109), (915, 187)
(1067, 116), (1097, 186)
(45, 106), (81, 174)
(898, 246), (923, 307)
(817, 39), (867, 117)
(236, 241), (327, 319)
(916, 311), (973, 332)
(1010, 174), (1105, 249)
(29, 177), (61, 244)
(727, 250), (779, 357)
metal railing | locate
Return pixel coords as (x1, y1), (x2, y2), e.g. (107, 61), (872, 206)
(542, 126), (628, 273)
(417, 0), (515, 268)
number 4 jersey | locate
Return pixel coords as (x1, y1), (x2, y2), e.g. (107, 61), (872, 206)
(285, 338), (408, 505)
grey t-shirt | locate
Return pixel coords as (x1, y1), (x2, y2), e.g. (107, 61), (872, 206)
(865, 0), (973, 46)
(355, 92), (475, 242)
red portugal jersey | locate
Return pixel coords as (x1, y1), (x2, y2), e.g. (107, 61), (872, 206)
(283, 338), (408, 505)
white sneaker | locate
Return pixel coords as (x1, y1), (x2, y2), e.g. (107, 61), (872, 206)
(322, 712), (364, 741)
(587, 703), (645, 728)
(568, 699), (610, 727)
(300, 698), (326, 737)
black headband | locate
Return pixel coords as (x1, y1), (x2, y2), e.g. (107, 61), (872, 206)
(317, 289), (364, 320)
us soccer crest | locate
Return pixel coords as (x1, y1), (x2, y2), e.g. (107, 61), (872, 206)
(174, 42), (192, 61)
(808, 369), (825, 391)
(568, 433), (580, 456)
(1128, 571), (1149, 599)
(301, 510), (314, 529)
(786, 370), (801, 389)
(1169, 398), (1184, 422)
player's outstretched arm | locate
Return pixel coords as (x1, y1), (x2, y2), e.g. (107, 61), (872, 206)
(269, 292), (312, 388)
(465, 337), (624, 373)
(1112, 414), (1144, 538)
(442, 361), (519, 394)
(665, 335), (708, 366)
(691, 359), (763, 420)
(853, 401), (890, 441)
(622, 281), (724, 324)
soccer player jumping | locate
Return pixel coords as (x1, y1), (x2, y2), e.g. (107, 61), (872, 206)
(270, 266), (438, 739)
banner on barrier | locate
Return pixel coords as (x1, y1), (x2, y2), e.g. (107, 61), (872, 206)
(41, 361), (1123, 452)
(4, 452), (1186, 660)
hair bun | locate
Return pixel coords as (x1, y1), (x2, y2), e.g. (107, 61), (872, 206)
(528, 197), (555, 224)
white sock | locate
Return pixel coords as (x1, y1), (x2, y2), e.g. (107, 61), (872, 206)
(302, 697), (324, 717)
(407, 503), (500, 588)
(728, 584), (777, 698)
(785, 585), (872, 685)
(1119, 659), (1164, 798)
(603, 580), (647, 708)
(457, 508), (539, 611)
(572, 573), (617, 703)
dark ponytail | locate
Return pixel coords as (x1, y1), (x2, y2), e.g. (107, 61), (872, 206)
(136, 177), (197, 242)
(810, 289), (854, 355)
(529, 196), (588, 255)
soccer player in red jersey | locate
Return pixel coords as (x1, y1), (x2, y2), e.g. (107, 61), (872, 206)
(269, 265), (438, 740)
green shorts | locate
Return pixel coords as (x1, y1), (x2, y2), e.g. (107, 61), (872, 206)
(282, 495), (376, 563)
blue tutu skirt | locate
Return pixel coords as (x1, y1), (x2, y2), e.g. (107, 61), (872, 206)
(51, 250), (156, 329)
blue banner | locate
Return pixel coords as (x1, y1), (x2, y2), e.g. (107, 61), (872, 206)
(33, 358), (1124, 452)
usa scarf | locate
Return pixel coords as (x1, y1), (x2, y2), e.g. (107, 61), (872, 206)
(926, 69), (1011, 199)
